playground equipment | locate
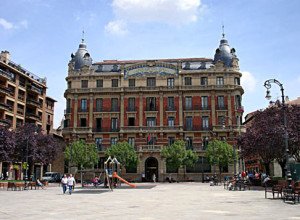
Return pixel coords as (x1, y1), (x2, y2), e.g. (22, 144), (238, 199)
(104, 156), (136, 191)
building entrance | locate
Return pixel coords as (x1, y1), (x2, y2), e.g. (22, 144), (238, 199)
(145, 157), (158, 182)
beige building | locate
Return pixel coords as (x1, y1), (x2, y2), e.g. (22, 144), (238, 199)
(0, 50), (56, 179)
(63, 34), (244, 182)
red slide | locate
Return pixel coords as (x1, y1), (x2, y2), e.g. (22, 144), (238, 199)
(112, 172), (136, 188)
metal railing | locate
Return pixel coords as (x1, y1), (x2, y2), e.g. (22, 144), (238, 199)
(7, 60), (46, 84)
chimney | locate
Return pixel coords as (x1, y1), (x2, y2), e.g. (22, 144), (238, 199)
(0, 50), (10, 64)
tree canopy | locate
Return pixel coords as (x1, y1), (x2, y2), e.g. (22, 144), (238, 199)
(239, 105), (300, 176)
(161, 140), (198, 172)
(0, 123), (60, 165)
(65, 140), (99, 170)
(205, 139), (235, 174)
(105, 141), (137, 169)
(0, 126), (15, 162)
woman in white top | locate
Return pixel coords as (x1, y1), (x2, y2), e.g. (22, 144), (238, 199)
(67, 174), (75, 195)
(61, 174), (68, 194)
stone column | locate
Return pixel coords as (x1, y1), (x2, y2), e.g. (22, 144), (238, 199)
(179, 92), (183, 129)
(159, 92), (163, 127)
(211, 92), (216, 126)
(227, 92), (232, 126)
(74, 95), (78, 128)
(120, 94), (124, 129)
(139, 93), (143, 127)
(89, 95), (93, 129)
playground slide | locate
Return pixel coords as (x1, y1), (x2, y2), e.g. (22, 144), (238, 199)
(112, 172), (136, 188)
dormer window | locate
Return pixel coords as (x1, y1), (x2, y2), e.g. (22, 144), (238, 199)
(234, 77), (240, 85)
(184, 62), (190, 69)
(112, 64), (118, 72)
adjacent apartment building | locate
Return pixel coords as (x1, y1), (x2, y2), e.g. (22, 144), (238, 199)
(63, 34), (244, 181)
(0, 51), (56, 179)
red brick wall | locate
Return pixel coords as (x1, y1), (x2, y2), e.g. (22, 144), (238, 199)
(103, 98), (111, 112)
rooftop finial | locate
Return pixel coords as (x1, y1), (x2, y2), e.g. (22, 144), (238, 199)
(222, 24), (225, 38)
(81, 29), (85, 43)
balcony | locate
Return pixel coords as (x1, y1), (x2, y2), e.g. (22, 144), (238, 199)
(122, 126), (140, 131)
(0, 102), (10, 111)
(145, 106), (157, 111)
(0, 85), (10, 96)
(216, 105), (228, 110)
(200, 106), (210, 111)
(27, 84), (43, 95)
(26, 98), (41, 108)
(0, 118), (11, 127)
(126, 107), (136, 112)
(137, 145), (163, 152)
(17, 107), (24, 115)
(162, 126), (180, 131)
(78, 108), (88, 113)
(18, 95), (25, 101)
(92, 128), (102, 132)
(92, 127), (120, 132)
(166, 106), (176, 111)
(184, 125), (211, 131)
(110, 107), (120, 112)
(26, 113), (41, 121)
(0, 69), (14, 81)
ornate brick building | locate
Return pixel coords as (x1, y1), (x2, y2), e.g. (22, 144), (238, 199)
(63, 34), (244, 181)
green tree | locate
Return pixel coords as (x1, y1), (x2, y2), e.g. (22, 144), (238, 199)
(161, 140), (198, 179)
(105, 141), (138, 170)
(205, 139), (236, 179)
(65, 140), (98, 184)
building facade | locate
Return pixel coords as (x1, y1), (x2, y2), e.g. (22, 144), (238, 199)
(63, 35), (244, 181)
(0, 51), (56, 179)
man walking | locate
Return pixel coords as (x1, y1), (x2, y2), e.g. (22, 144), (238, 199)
(61, 174), (68, 194)
(67, 174), (75, 195)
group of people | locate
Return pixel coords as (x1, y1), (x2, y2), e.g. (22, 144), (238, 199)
(61, 174), (76, 195)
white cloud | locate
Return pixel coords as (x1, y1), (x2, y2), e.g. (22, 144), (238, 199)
(106, 0), (204, 35)
(0, 18), (14, 30)
(105, 20), (128, 35)
(241, 71), (257, 92)
(0, 18), (28, 30)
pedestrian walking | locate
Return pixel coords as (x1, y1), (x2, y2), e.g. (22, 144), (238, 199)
(67, 174), (75, 195)
(61, 174), (68, 194)
(152, 173), (156, 183)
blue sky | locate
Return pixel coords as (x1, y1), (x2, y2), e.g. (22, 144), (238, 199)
(1, 0), (299, 128)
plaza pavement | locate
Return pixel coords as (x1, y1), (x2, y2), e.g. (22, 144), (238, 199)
(0, 182), (299, 220)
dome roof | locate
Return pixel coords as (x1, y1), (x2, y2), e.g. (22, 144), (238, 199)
(70, 39), (92, 70)
(213, 34), (237, 67)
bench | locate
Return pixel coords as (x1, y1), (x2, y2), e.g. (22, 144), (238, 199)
(265, 180), (286, 199)
(14, 182), (25, 190)
(28, 181), (38, 190)
(7, 182), (16, 191)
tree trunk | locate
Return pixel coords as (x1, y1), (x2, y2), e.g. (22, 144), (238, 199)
(80, 165), (83, 187)
(278, 161), (286, 178)
(263, 162), (270, 176)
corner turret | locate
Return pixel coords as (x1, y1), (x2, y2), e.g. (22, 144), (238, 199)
(213, 28), (238, 68)
(69, 36), (92, 71)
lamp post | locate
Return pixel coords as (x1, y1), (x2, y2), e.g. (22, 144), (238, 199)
(264, 79), (292, 188)
(222, 115), (238, 177)
(24, 138), (29, 190)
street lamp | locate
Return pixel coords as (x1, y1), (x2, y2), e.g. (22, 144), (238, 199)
(222, 116), (238, 177)
(24, 130), (38, 190)
(263, 79), (292, 188)
(24, 138), (29, 190)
